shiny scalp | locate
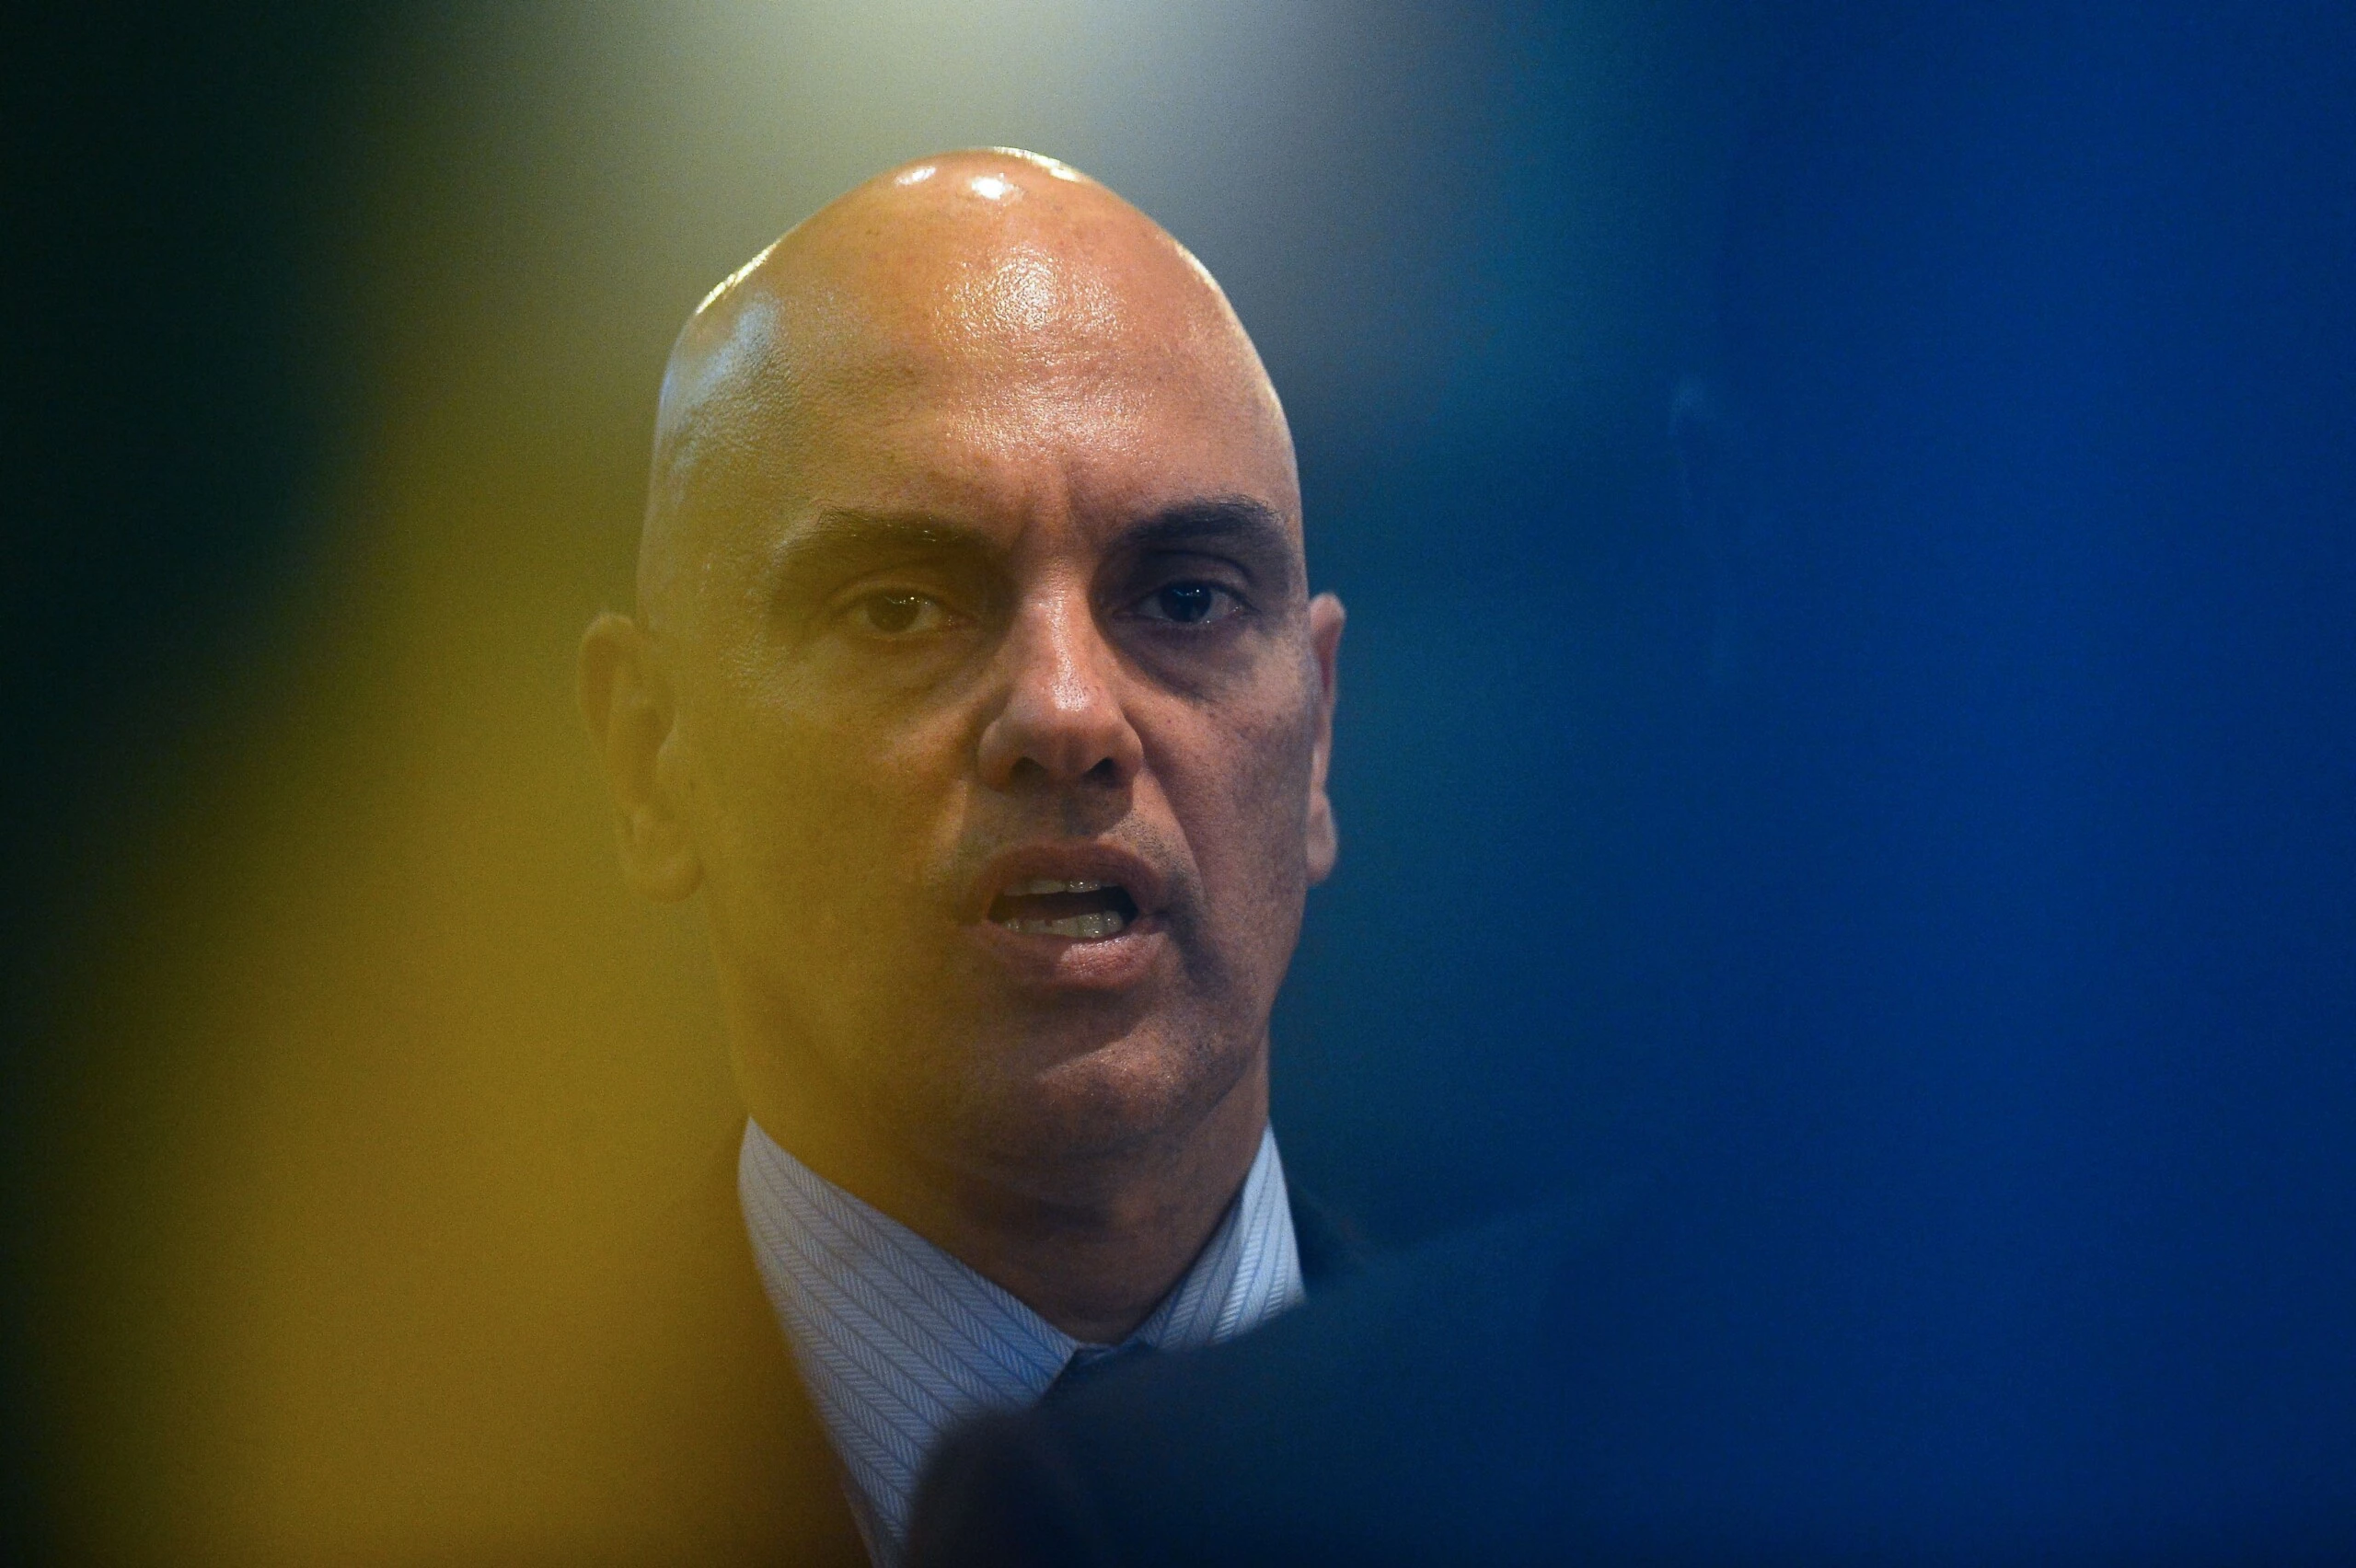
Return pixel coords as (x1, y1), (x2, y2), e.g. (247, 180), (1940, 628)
(636, 147), (1299, 630)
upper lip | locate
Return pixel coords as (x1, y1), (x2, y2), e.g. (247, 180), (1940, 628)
(966, 841), (1169, 924)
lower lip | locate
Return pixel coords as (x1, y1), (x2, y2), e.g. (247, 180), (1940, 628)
(965, 912), (1169, 989)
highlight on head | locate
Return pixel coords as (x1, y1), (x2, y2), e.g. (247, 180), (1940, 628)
(633, 148), (1295, 629)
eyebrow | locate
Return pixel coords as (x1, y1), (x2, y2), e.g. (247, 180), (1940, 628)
(760, 511), (999, 606)
(1117, 495), (1290, 558)
(761, 494), (1297, 604)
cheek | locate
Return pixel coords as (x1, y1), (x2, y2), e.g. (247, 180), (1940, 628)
(1164, 686), (1319, 970)
(689, 679), (967, 955)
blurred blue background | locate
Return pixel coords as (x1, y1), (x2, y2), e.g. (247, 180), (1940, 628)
(9, 0), (2354, 1557)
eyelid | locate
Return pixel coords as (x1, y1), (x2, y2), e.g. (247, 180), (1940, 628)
(816, 582), (970, 645)
(1123, 580), (1249, 624)
(837, 587), (960, 641)
(1126, 551), (1253, 593)
(1134, 545), (1260, 583)
(826, 584), (915, 616)
(824, 571), (966, 617)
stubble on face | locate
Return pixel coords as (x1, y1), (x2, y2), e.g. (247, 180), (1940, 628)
(644, 152), (1329, 1205)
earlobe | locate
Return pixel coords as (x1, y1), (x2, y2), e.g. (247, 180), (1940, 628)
(1305, 796), (1339, 886)
(1304, 592), (1345, 886)
(578, 612), (703, 902)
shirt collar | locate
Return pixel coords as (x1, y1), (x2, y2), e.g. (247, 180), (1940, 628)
(739, 1117), (1304, 1563)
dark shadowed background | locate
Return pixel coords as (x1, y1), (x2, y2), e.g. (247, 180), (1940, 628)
(9, 1), (2354, 1560)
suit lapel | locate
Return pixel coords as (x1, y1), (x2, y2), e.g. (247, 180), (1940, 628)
(694, 1123), (1363, 1566)
(1288, 1182), (1369, 1291)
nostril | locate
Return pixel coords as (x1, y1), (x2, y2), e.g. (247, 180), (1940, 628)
(976, 679), (1144, 790)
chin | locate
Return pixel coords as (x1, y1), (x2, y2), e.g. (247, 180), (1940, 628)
(947, 1019), (1256, 1167)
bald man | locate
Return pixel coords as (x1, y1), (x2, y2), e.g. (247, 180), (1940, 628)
(578, 149), (1351, 1565)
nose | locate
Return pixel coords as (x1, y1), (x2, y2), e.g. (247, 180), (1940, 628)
(976, 588), (1143, 792)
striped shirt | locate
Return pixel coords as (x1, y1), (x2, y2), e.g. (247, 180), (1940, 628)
(739, 1118), (1304, 1564)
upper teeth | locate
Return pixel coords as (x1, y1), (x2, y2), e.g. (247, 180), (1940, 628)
(1003, 910), (1129, 940)
(1007, 877), (1110, 895)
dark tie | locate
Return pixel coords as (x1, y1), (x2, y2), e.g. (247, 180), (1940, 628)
(1043, 1342), (1154, 1405)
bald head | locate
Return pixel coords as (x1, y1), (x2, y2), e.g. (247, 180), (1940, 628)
(640, 149), (1297, 627)
(582, 149), (1344, 1359)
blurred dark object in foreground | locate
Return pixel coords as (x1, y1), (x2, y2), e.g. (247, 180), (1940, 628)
(908, 6), (2356, 1562)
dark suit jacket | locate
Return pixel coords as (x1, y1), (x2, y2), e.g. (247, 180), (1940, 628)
(902, 1199), (1588, 1568)
(629, 1128), (1364, 1567)
(906, 1165), (2356, 1568)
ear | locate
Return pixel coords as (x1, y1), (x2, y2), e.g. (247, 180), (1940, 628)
(1303, 592), (1345, 886)
(577, 611), (703, 902)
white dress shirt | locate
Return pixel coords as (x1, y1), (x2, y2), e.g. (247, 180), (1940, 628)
(739, 1118), (1305, 1564)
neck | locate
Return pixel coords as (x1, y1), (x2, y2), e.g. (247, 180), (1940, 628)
(739, 1036), (1271, 1345)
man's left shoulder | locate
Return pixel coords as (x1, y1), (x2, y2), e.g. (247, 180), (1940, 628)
(1285, 1182), (1369, 1290)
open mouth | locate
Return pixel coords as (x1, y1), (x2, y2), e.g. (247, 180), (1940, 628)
(987, 877), (1140, 940)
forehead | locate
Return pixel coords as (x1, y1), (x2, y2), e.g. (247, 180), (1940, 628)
(789, 344), (1292, 538)
(695, 258), (1295, 556)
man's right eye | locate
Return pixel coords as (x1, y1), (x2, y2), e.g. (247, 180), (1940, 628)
(851, 591), (946, 636)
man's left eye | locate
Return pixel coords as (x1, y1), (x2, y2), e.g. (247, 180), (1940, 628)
(1134, 582), (1241, 626)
